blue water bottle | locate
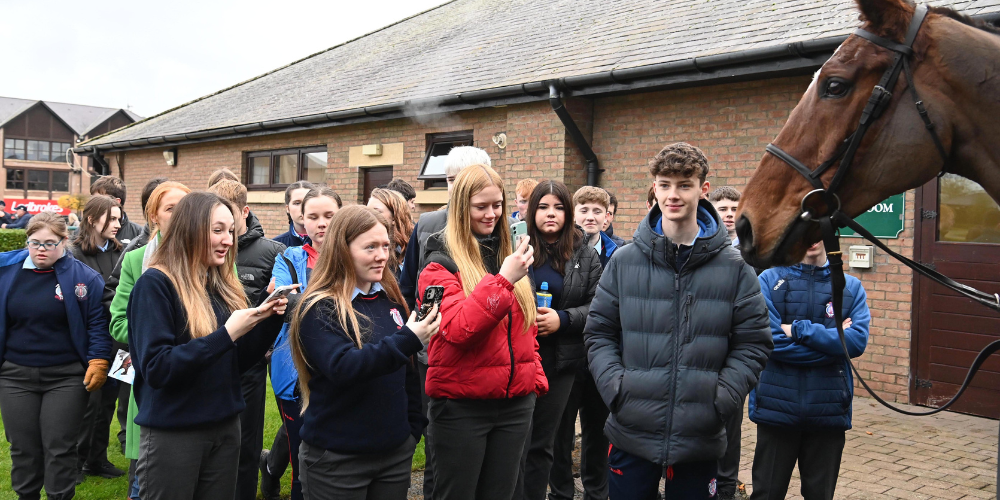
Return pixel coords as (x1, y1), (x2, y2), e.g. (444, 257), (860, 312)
(536, 281), (553, 308)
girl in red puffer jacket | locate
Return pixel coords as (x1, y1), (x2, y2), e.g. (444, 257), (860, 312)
(417, 164), (547, 500)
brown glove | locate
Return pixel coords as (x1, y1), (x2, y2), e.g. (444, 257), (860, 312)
(84, 359), (110, 392)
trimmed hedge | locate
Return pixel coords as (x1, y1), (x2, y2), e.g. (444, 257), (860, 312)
(0, 230), (27, 253)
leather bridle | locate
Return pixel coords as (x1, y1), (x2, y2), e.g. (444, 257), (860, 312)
(765, 4), (1000, 417)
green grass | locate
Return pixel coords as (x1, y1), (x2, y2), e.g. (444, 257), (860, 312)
(0, 375), (424, 499)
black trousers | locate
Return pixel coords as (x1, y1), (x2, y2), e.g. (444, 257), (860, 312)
(0, 361), (89, 500)
(77, 377), (119, 467)
(417, 360), (436, 499)
(137, 416), (241, 500)
(299, 435), (415, 500)
(430, 395), (535, 500)
(517, 362), (577, 500)
(716, 399), (745, 497)
(236, 361), (267, 500)
(549, 365), (609, 500)
(749, 424), (845, 500)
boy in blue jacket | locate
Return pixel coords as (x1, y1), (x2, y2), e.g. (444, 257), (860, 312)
(749, 241), (870, 500)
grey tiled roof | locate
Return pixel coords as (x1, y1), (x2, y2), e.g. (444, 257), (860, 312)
(0, 96), (141, 137)
(83, 0), (1000, 147)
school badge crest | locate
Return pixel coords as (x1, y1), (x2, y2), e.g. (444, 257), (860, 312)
(826, 301), (835, 318)
(75, 283), (88, 299)
(55, 284), (63, 301)
(390, 308), (403, 327)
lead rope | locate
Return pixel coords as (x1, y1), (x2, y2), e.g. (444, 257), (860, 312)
(820, 215), (1000, 418)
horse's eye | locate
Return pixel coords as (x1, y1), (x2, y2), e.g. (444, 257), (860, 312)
(823, 79), (851, 98)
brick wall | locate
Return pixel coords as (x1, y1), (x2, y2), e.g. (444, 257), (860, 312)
(109, 75), (917, 402)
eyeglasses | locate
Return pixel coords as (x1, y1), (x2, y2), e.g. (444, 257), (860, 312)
(27, 240), (63, 250)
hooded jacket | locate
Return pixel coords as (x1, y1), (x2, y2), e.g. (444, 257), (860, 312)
(528, 230), (603, 372)
(116, 211), (143, 246)
(749, 263), (870, 430)
(417, 230), (548, 400)
(236, 212), (286, 305)
(0, 249), (112, 367)
(584, 201), (771, 466)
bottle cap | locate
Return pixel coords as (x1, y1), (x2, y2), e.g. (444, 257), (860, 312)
(540, 281), (549, 291)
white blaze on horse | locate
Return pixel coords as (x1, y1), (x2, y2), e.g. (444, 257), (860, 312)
(737, 0), (1000, 269)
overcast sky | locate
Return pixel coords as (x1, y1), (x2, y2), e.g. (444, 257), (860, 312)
(0, 0), (448, 118)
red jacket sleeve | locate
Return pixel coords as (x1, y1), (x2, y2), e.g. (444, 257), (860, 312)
(533, 335), (548, 396)
(418, 262), (516, 349)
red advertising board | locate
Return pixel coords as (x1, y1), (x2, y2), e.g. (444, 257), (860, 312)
(4, 199), (70, 216)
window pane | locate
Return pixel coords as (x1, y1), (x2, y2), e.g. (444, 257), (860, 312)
(4, 139), (19, 160)
(420, 138), (472, 179)
(51, 143), (68, 163)
(250, 156), (269, 185)
(421, 142), (453, 178)
(938, 173), (1000, 243)
(303, 152), (326, 183)
(6, 169), (24, 190)
(37, 141), (49, 161)
(26, 141), (39, 161)
(27, 170), (49, 191)
(51, 171), (69, 192)
(274, 154), (298, 185)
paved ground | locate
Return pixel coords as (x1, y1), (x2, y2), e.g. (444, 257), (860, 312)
(741, 396), (998, 500)
(408, 395), (998, 499)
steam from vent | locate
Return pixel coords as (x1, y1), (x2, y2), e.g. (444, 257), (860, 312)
(403, 97), (466, 129)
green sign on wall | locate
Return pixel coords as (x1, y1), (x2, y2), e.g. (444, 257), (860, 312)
(840, 193), (905, 239)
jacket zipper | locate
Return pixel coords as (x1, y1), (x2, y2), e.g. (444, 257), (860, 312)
(663, 272), (683, 464)
(506, 311), (515, 398)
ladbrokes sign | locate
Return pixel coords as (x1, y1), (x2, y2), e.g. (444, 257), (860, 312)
(4, 199), (70, 216)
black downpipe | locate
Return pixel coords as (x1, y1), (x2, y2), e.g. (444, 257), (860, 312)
(92, 151), (111, 176)
(549, 84), (601, 186)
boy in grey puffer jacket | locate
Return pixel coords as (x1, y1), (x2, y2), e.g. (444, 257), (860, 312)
(584, 143), (772, 500)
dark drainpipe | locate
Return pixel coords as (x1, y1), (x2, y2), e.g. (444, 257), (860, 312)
(549, 84), (601, 186)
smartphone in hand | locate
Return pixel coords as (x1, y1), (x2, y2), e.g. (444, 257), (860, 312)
(417, 286), (445, 321)
(510, 220), (528, 250)
(261, 284), (299, 305)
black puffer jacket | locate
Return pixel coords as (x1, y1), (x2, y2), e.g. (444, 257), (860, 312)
(102, 224), (151, 313)
(584, 201), (771, 466)
(237, 213), (286, 305)
(529, 229), (603, 372)
(116, 211), (144, 246)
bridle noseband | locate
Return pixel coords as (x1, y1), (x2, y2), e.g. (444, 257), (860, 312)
(764, 4), (1000, 418)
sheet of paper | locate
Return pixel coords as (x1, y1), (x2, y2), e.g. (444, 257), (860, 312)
(108, 349), (134, 385)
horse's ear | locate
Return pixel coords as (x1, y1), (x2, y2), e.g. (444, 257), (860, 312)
(854, 0), (914, 38)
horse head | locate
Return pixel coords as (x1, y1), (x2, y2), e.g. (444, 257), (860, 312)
(738, 0), (1000, 267)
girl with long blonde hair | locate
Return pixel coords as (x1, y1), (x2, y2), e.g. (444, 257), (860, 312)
(128, 192), (288, 500)
(288, 205), (438, 499)
(416, 164), (548, 500)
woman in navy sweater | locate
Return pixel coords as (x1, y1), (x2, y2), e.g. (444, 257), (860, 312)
(0, 213), (112, 500)
(288, 205), (439, 500)
(128, 192), (288, 500)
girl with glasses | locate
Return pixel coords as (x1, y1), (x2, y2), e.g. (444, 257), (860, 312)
(0, 213), (113, 500)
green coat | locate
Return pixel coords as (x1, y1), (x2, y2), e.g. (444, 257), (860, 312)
(109, 242), (151, 460)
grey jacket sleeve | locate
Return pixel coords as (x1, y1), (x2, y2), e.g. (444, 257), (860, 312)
(715, 262), (773, 420)
(584, 256), (625, 412)
(561, 249), (602, 337)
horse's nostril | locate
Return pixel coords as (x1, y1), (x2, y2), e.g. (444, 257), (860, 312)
(736, 215), (753, 247)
